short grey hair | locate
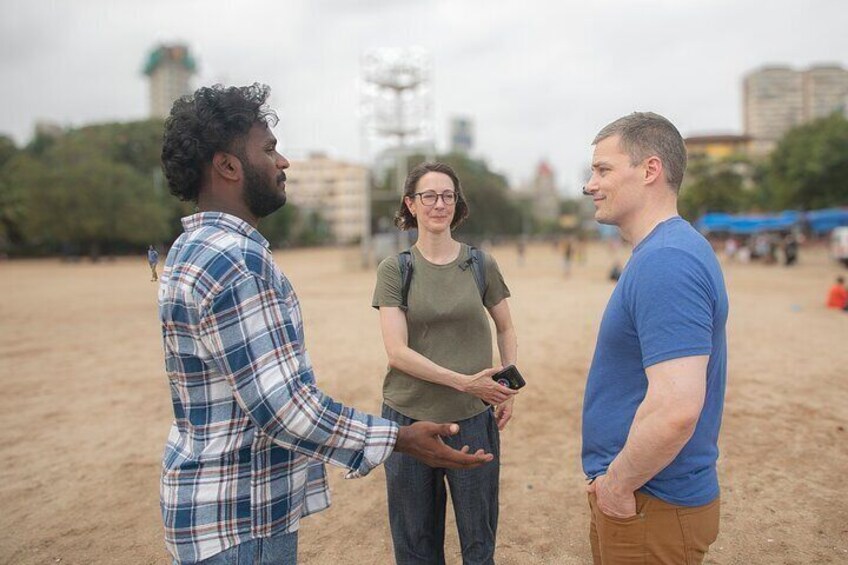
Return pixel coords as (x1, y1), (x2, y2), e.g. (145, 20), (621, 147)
(593, 112), (687, 191)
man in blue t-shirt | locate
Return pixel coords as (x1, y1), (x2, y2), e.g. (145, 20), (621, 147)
(581, 112), (728, 564)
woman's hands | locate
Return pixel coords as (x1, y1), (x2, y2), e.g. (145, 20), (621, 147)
(494, 397), (514, 430)
(462, 367), (519, 406)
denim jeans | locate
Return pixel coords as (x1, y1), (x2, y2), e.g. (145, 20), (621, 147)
(187, 531), (299, 565)
(382, 404), (500, 565)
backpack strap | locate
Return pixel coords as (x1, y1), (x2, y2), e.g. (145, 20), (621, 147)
(467, 246), (487, 301)
(398, 250), (414, 312)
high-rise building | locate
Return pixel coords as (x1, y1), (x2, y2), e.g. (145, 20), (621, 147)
(285, 154), (369, 244)
(449, 117), (474, 154)
(743, 66), (804, 155)
(743, 64), (848, 155)
(803, 65), (848, 120)
(143, 44), (197, 119)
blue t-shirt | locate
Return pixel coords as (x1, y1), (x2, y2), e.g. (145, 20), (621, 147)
(148, 249), (159, 264)
(581, 217), (728, 507)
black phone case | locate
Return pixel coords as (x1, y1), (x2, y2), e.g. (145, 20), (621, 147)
(491, 365), (526, 390)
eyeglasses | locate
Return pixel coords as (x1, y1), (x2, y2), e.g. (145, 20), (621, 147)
(414, 190), (458, 206)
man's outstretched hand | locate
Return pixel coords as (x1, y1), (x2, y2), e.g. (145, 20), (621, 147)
(394, 421), (494, 469)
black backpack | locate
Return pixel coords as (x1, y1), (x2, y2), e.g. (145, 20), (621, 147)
(397, 246), (486, 311)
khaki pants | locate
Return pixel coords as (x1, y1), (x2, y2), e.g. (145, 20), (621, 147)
(588, 491), (719, 565)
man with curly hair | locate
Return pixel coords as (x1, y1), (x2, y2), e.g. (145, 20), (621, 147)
(158, 84), (493, 564)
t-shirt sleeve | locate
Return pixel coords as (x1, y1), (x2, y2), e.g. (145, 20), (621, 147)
(372, 256), (403, 309)
(482, 252), (511, 308)
(628, 247), (715, 369)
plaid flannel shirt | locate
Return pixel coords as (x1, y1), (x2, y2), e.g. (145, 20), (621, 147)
(159, 212), (399, 564)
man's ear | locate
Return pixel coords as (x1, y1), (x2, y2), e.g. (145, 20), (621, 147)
(643, 155), (663, 185)
(212, 151), (241, 182)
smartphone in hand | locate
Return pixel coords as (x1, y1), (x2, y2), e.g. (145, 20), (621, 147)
(491, 365), (526, 390)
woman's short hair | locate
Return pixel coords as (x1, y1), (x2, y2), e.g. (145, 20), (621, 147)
(394, 162), (469, 231)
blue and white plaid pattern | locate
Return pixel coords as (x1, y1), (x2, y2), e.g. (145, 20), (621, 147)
(159, 212), (399, 564)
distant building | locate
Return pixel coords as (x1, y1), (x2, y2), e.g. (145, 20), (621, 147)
(684, 134), (751, 160)
(143, 44), (197, 119)
(532, 161), (560, 224)
(449, 117), (474, 154)
(744, 64), (848, 155)
(286, 154), (369, 244)
(513, 160), (560, 225)
(803, 65), (848, 119)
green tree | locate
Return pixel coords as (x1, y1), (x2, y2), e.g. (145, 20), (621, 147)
(258, 204), (298, 248)
(679, 156), (752, 221)
(371, 152), (522, 239)
(440, 152), (522, 238)
(0, 138), (26, 251)
(7, 128), (172, 257)
(765, 112), (848, 210)
(0, 135), (16, 167)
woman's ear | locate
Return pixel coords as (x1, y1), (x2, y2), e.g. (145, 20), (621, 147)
(404, 196), (416, 218)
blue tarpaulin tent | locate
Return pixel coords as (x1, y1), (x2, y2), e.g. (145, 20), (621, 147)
(697, 208), (847, 235)
(805, 208), (848, 234)
(696, 211), (802, 234)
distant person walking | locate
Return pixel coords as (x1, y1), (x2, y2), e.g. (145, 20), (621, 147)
(147, 245), (159, 281)
(562, 238), (574, 277)
(581, 112), (728, 564)
(783, 234), (799, 266)
(723, 237), (739, 263)
(517, 237), (526, 267)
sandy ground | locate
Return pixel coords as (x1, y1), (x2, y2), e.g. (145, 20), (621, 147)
(0, 241), (846, 565)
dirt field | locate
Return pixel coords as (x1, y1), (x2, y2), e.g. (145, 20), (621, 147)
(1, 241), (846, 564)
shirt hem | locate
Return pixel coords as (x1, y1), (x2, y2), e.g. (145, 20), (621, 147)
(382, 397), (489, 423)
(643, 347), (712, 369)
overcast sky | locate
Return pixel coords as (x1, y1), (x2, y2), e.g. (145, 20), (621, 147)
(2, 0), (847, 194)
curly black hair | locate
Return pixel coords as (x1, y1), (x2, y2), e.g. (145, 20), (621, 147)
(160, 83), (278, 202)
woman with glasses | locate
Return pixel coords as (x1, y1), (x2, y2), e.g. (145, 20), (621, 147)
(372, 162), (519, 564)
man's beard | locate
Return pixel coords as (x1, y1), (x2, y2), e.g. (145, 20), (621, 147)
(243, 160), (286, 219)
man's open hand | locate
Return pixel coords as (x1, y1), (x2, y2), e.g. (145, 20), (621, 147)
(395, 421), (495, 469)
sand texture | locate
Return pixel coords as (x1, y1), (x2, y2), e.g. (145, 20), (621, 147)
(1, 242), (846, 564)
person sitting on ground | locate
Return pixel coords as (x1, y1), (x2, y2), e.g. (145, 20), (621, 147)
(826, 276), (848, 310)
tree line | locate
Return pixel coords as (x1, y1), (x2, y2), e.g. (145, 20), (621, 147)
(678, 112), (848, 221)
(0, 120), (311, 258)
(0, 121), (527, 258)
(1, 113), (845, 257)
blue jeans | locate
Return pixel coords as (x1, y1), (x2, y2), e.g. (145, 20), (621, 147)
(187, 531), (298, 565)
(382, 404), (500, 565)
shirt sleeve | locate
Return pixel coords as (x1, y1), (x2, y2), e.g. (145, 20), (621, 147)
(198, 275), (398, 478)
(372, 256), (403, 309)
(628, 248), (715, 369)
(482, 252), (511, 308)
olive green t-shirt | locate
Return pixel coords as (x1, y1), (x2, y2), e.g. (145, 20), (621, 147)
(372, 244), (511, 422)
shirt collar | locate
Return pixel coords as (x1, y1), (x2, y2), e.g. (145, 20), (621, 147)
(181, 212), (271, 250)
(633, 215), (682, 254)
